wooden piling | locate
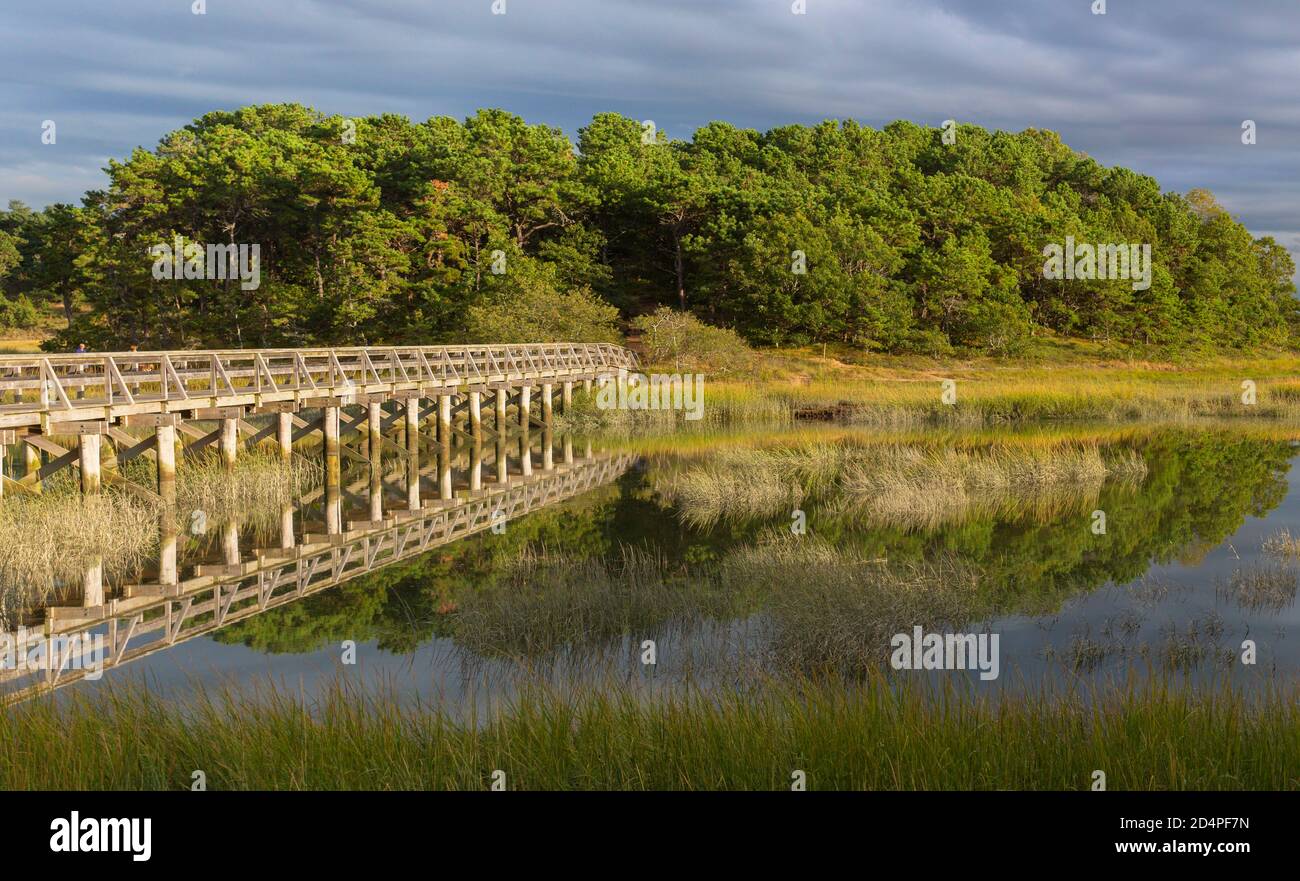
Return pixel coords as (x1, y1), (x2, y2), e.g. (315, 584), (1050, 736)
(439, 438), (453, 500)
(470, 439), (483, 492)
(519, 385), (531, 428)
(280, 503), (296, 550)
(469, 390), (482, 438)
(82, 558), (104, 608)
(368, 400), (382, 462)
(405, 397), (420, 451)
(24, 442), (41, 493)
(220, 417), (238, 469)
(369, 465), (383, 523)
(159, 508), (178, 586)
(324, 405), (341, 536)
(156, 423), (177, 496)
(542, 383), (553, 424)
(223, 520), (240, 567)
(438, 394), (452, 446)
(278, 411), (293, 461)
(79, 434), (101, 495)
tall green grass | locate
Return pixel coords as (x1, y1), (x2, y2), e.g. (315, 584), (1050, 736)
(1, 674), (1294, 789)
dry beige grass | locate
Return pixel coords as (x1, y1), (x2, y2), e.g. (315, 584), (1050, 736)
(666, 438), (1148, 530)
(0, 490), (157, 622)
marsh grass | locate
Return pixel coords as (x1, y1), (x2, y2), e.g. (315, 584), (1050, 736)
(454, 545), (753, 659)
(666, 437), (1147, 530)
(1045, 613), (1236, 673)
(1262, 528), (1300, 559)
(1217, 562), (1299, 613)
(722, 533), (983, 677)
(454, 535), (986, 680)
(0, 490), (156, 621)
(178, 450), (321, 534)
(668, 348), (1300, 429)
(1, 673), (1295, 789)
(840, 442), (1114, 528)
(0, 449), (320, 619)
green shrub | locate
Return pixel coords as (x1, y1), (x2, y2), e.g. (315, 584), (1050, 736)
(631, 307), (752, 374)
(0, 294), (39, 329)
(466, 259), (622, 344)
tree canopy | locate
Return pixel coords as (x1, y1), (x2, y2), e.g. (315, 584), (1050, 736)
(2, 104), (1294, 355)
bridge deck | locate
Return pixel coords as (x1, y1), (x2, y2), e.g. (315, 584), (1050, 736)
(0, 343), (638, 430)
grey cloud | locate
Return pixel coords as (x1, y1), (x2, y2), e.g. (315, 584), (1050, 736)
(1, 0), (1295, 251)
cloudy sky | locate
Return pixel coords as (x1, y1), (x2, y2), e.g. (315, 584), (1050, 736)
(3, 0), (1298, 251)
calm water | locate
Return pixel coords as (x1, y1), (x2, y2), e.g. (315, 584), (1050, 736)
(5, 423), (1300, 709)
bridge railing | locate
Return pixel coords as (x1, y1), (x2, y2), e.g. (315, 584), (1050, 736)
(0, 342), (638, 423)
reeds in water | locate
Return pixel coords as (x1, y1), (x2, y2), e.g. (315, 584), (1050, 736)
(0, 490), (156, 620)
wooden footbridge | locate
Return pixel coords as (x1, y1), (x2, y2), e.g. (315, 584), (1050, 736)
(0, 446), (637, 705)
(0, 343), (638, 498)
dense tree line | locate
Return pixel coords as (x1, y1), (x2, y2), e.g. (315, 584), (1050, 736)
(0, 103), (1295, 354)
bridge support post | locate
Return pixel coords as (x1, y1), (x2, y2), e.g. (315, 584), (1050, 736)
(156, 424), (177, 497)
(583, 378), (592, 396)
(520, 428), (532, 478)
(406, 420), (421, 512)
(369, 463), (383, 524)
(519, 386), (531, 429)
(495, 389), (508, 431)
(439, 437), (453, 501)
(470, 438), (483, 492)
(543, 428), (554, 471)
(438, 394), (452, 446)
(220, 418), (238, 469)
(159, 507), (178, 586)
(542, 383), (553, 425)
(79, 434), (101, 495)
(278, 412), (293, 461)
(368, 401), (382, 462)
(564, 434), (574, 465)
(496, 436), (508, 484)
(0, 435), (6, 499)
(562, 381), (573, 415)
(405, 396), (420, 446)
(24, 443), (41, 493)
(83, 558), (104, 608)
(223, 519), (240, 568)
(469, 391), (482, 438)
(280, 503), (296, 551)
(324, 405), (341, 534)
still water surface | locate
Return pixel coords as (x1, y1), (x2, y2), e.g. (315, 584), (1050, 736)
(8, 424), (1299, 709)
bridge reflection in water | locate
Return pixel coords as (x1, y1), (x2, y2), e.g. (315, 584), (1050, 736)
(0, 442), (636, 705)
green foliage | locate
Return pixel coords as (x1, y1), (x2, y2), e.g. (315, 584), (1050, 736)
(631, 306), (752, 373)
(466, 258), (621, 343)
(0, 293), (39, 329)
(14, 105), (1295, 356)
